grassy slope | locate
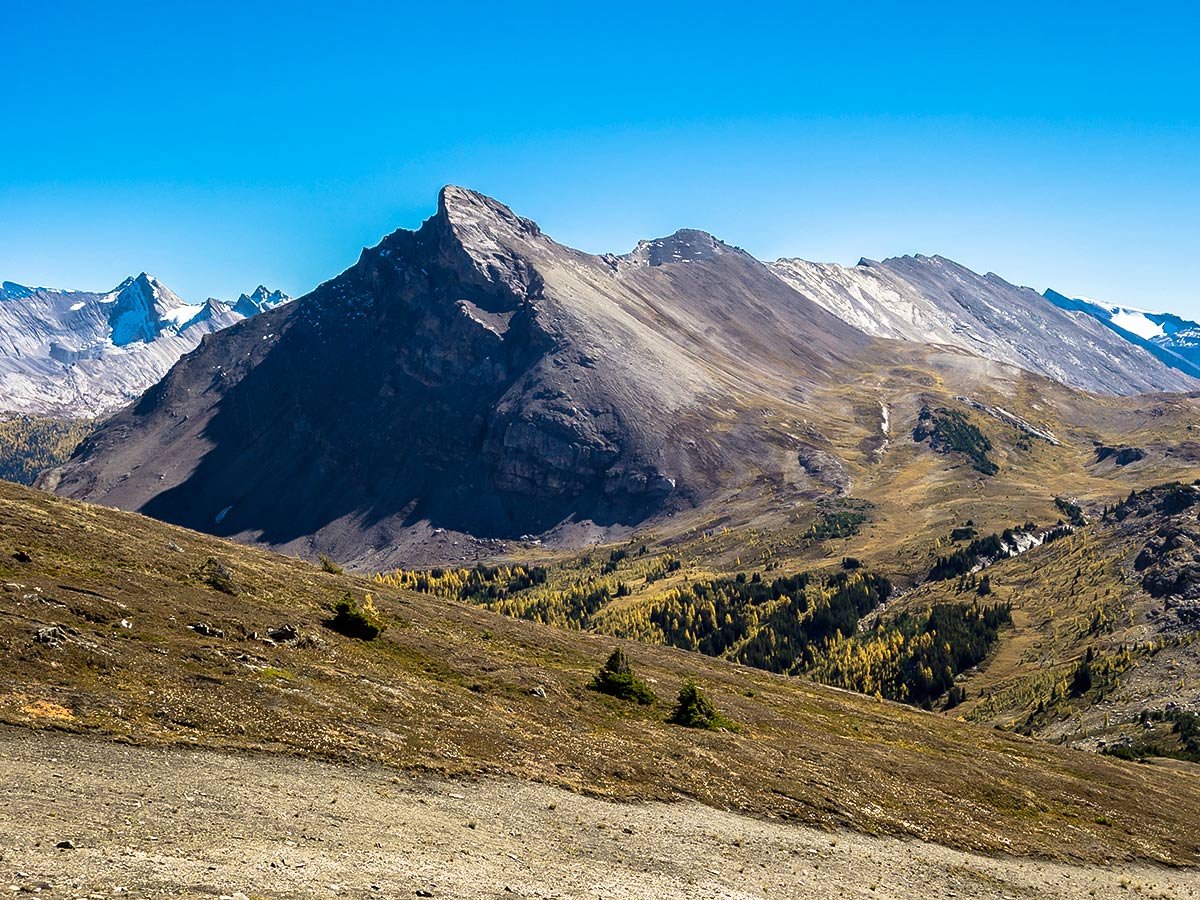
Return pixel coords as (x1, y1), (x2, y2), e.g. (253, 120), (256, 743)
(881, 487), (1200, 739)
(535, 360), (1200, 593)
(2, 481), (1200, 865)
(370, 367), (1200, 720)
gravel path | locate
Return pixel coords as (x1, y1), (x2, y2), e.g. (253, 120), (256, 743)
(1, 727), (1196, 899)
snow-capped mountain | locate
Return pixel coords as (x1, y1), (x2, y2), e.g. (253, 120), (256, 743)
(770, 255), (1200, 395)
(0, 274), (290, 417)
(231, 285), (290, 318)
(1043, 289), (1200, 380)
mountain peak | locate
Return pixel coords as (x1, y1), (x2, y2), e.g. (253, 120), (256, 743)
(0, 272), (294, 417)
(436, 185), (542, 241)
(106, 274), (191, 345)
(232, 285), (290, 317)
(351, 186), (546, 301)
(117, 273), (186, 309)
(622, 229), (734, 268)
(1043, 287), (1200, 379)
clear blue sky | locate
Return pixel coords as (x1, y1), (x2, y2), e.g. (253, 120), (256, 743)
(3, 1), (1199, 315)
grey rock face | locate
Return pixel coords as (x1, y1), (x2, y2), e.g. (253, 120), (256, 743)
(1119, 485), (1200, 612)
(770, 255), (1199, 395)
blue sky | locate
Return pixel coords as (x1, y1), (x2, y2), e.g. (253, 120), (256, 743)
(3, 1), (1199, 315)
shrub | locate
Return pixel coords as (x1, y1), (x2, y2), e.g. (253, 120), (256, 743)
(1054, 497), (1087, 527)
(327, 592), (383, 640)
(669, 680), (739, 731)
(319, 554), (344, 575)
(589, 647), (656, 704)
(198, 556), (238, 595)
(812, 507), (868, 540)
(601, 548), (629, 574)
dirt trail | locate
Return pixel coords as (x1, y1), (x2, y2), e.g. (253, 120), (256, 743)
(1, 727), (1195, 899)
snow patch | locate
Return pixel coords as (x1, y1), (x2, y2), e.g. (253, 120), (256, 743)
(161, 304), (204, 329)
(1110, 309), (1166, 341)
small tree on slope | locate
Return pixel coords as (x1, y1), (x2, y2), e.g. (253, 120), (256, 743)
(589, 647), (656, 705)
(669, 680), (739, 732)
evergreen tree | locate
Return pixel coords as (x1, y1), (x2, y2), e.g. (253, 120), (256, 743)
(589, 647), (656, 704)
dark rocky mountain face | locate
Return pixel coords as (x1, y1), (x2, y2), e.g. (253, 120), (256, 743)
(46, 187), (871, 565)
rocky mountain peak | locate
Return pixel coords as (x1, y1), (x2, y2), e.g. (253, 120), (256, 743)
(232, 285), (290, 317)
(622, 229), (733, 268)
(115, 273), (187, 309)
(40, 185), (1200, 568)
(0, 270), (291, 416)
(436, 185), (543, 248)
(347, 185), (551, 309)
(45, 186), (877, 564)
(1044, 288), (1200, 380)
(106, 273), (191, 346)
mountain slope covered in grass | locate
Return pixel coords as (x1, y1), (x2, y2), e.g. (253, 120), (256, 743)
(2, 479), (1199, 864)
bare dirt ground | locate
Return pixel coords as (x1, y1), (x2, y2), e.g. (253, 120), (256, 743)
(1, 728), (1196, 900)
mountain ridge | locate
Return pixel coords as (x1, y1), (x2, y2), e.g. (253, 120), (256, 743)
(44, 187), (1200, 572)
(46, 186), (878, 564)
(770, 253), (1200, 395)
(0, 273), (289, 416)
(1044, 287), (1200, 380)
